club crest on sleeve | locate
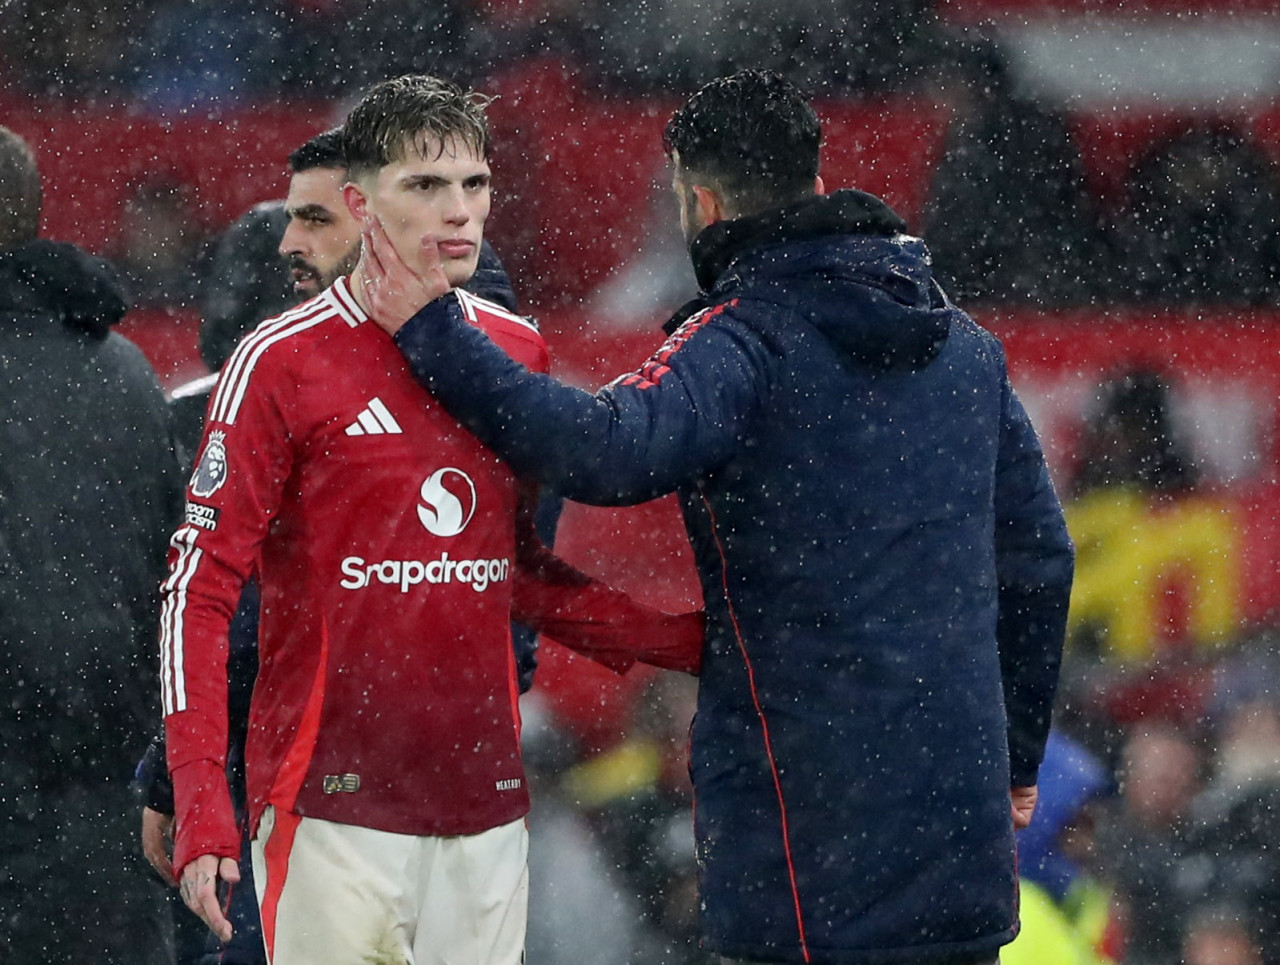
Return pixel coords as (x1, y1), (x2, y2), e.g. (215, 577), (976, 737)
(190, 430), (229, 498)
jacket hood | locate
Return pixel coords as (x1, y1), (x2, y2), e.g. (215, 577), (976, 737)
(687, 190), (950, 372)
(1017, 730), (1111, 902)
(0, 239), (129, 339)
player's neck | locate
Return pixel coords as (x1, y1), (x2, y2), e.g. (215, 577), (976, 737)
(348, 264), (372, 315)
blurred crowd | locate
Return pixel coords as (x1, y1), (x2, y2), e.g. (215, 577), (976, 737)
(994, 635), (1280, 965)
(5, 0), (1280, 312)
(4, 1), (1280, 963)
(2, 0), (940, 103)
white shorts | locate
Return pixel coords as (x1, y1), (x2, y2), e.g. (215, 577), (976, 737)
(251, 806), (528, 965)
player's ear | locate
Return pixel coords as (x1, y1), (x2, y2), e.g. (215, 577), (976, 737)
(693, 184), (727, 228)
(342, 182), (368, 221)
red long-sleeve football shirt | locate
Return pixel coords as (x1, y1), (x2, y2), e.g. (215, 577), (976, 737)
(161, 280), (700, 872)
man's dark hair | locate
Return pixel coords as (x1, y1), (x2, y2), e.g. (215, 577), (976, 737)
(663, 69), (821, 217)
(342, 74), (492, 181)
(288, 127), (347, 173)
(0, 125), (42, 250)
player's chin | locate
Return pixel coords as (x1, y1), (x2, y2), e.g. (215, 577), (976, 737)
(442, 255), (479, 289)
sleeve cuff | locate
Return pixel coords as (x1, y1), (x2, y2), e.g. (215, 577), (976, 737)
(170, 758), (240, 875)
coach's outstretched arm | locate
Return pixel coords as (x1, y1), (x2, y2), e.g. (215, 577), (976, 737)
(360, 218), (772, 506)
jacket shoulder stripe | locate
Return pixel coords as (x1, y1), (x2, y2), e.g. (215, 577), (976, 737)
(211, 304), (333, 425)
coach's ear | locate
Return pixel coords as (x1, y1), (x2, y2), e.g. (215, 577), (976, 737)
(692, 184), (726, 228)
(343, 182), (369, 221)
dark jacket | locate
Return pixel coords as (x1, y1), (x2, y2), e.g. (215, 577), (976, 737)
(0, 240), (182, 791)
(375, 189), (1074, 963)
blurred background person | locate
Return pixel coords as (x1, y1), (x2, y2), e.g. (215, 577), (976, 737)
(0, 123), (181, 965)
(520, 691), (666, 965)
(1181, 680), (1280, 965)
(1181, 904), (1265, 965)
(109, 173), (210, 309)
(1069, 367), (1200, 501)
(1117, 122), (1280, 307)
(190, 201), (291, 415)
(165, 200), (291, 461)
(1055, 366), (1213, 747)
(1094, 722), (1205, 965)
(1002, 729), (1118, 965)
(557, 673), (709, 964)
(919, 32), (1115, 308)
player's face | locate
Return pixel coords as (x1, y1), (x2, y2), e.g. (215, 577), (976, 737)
(279, 166), (362, 299)
(358, 135), (491, 288)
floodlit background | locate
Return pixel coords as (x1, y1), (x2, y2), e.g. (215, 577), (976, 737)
(4, 0), (1280, 962)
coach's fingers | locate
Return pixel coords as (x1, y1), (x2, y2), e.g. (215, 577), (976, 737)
(218, 855), (242, 886)
(1010, 785), (1038, 830)
(372, 215), (422, 287)
(418, 234), (447, 281)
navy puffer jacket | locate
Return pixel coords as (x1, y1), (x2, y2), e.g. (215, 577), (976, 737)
(394, 189), (1074, 964)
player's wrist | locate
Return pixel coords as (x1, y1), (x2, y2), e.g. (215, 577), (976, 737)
(170, 759), (240, 874)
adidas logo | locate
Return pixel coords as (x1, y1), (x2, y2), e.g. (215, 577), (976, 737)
(345, 397), (403, 436)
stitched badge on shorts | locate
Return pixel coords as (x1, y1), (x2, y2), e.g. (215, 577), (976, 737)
(322, 773), (361, 794)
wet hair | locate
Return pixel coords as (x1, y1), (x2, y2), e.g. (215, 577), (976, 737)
(663, 69), (820, 217)
(288, 127), (347, 173)
(342, 74), (492, 181)
(0, 125), (42, 250)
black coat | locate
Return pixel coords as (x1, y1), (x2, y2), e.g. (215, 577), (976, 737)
(0, 240), (182, 789)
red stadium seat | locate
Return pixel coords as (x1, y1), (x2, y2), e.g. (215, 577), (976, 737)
(814, 97), (952, 229)
(4, 103), (333, 253)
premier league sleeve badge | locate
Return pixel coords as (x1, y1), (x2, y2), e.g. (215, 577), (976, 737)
(190, 430), (230, 498)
